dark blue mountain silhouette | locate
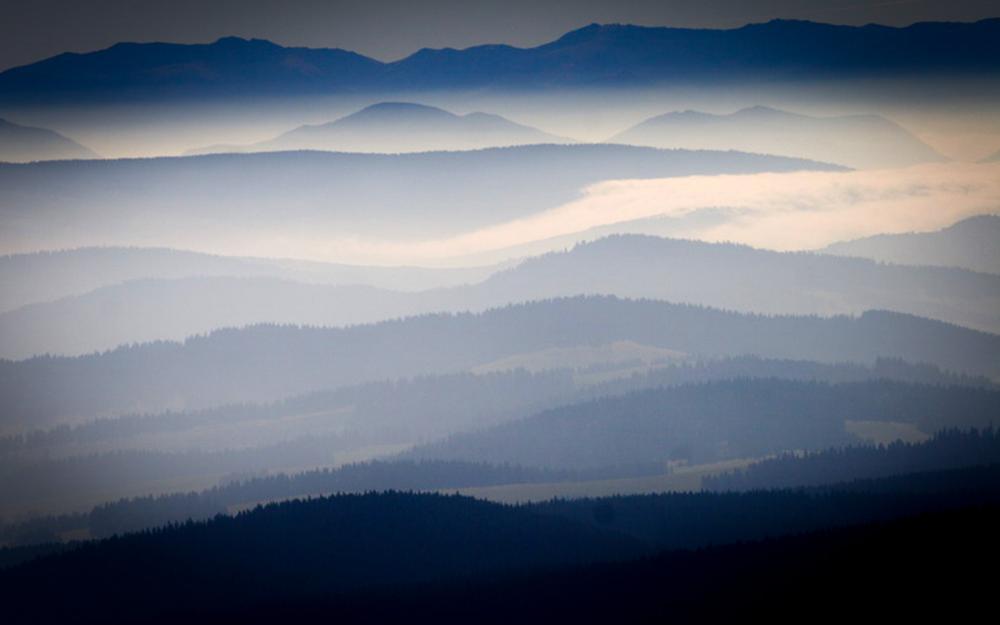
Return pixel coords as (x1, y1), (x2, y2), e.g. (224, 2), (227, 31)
(0, 37), (379, 101)
(1, 19), (998, 102)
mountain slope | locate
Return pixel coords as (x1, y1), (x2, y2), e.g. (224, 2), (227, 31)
(610, 105), (946, 169)
(0, 118), (97, 162)
(469, 235), (1000, 333)
(0, 492), (646, 621)
(3, 234), (997, 359)
(1, 295), (997, 429)
(0, 37), (380, 102)
(0, 247), (500, 313)
(0, 144), (839, 248)
(408, 379), (1000, 469)
(2, 20), (998, 102)
(2, 476), (999, 624)
(190, 102), (570, 155)
(822, 215), (1000, 274)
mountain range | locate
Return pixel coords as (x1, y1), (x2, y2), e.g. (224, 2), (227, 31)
(822, 215), (1000, 274)
(2, 476), (999, 623)
(1, 20), (998, 103)
(610, 106), (945, 169)
(409, 379), (1000, 469)
(0, 247), (500, 313)
(2, 234), (996, 359)
(0, 118), (97, 162)
(0, 144), (838, 248)
(188, 102), (570, 155)
(2, 295), (997, 430)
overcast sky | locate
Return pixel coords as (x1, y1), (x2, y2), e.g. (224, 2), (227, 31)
(1, 0), (998, 71)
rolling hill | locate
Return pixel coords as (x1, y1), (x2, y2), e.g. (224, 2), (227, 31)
(822, 214), (1000, 274)
(189, 102), (570, 155)
(408, 379), (1000, 469)
(1, 295), (997, 430)
(2, 475), (999, 623)
(2, 235), (997, 359)
(0, 144), (838, 250)
(609, 105), (946, 169)
(0, 246), (500, 313)
(0, 118), (97, 162)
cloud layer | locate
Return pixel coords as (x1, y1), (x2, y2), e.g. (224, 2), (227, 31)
(319, 161), (1000, 265)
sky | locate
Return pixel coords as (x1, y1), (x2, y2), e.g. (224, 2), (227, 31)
(1, 0), (998, 71)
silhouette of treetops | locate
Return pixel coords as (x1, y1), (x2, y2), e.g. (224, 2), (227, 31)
(3, 295), (997, 429)
(3, 466), (1000, 623)
(408, 378), (1000, 468)
(0, 459), (645, 547)
(705, 427), (1000, 491)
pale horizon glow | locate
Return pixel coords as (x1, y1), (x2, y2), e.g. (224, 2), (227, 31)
(5, 162), (999, 268)
(287, 162), (1000, 265)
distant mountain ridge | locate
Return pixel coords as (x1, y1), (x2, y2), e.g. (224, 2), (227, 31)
(0, 144), (839, 246)
(610, 106), (946, 169)
(2, 296), (997, 429)
(0, 246), (501, 313)
(0, 118), (97, 162)
(822, 215), (1000, 274)
(188, 102), (569, 155)
(1, 19), (998, 102)
(409, 379), (1000, 469)
(2, 234), (998, 359)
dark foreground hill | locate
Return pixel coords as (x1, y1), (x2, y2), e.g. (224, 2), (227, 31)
(5, 424), (999, 550)
(2, 296), (998, 429)
(3, 466), (999, 624)
(221, 505), (1000, 625)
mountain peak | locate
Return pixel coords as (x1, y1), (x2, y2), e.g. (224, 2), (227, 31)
(211, 36), (282, 49)
(612, 105), (945, 169)
(356, 102), (453, 115)
(732, 105), (797, 118)
(0, 117), (98, 162)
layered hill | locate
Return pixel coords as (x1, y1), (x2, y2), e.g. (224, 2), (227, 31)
(822, 214), (1000, 274)
(0, 118), (97, 162)
(0, 144), (837, 249)
(1, 20), (998, 102)
(610, 106), (945, 169)
(3, 235), (997, 359)
(0, 247), (499, 313)
(2, 295), (998, 430)
(190, 102), (570, 155)
(2, 474), (999, 624)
